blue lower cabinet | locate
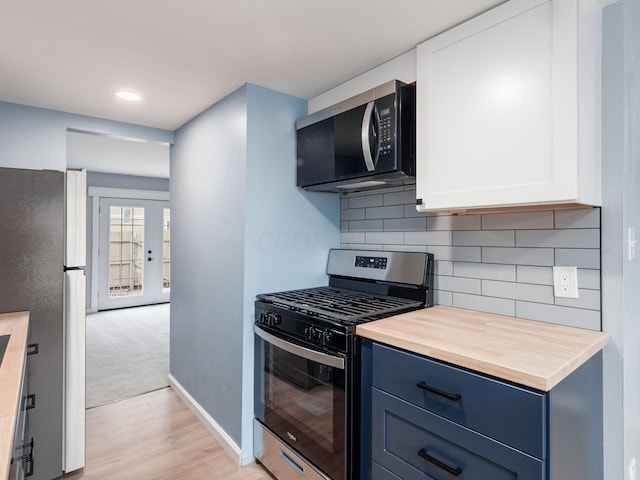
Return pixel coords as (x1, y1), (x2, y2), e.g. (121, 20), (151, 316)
(363, 339), (604, 480)
(372, 461), (403, 480)
(372, 388), (544, 480)
(372, 342), (545, 459)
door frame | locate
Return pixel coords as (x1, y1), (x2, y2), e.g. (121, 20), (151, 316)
(88, 187), (169, 312)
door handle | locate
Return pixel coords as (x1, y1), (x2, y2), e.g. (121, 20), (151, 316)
(361, 101), (377, 171)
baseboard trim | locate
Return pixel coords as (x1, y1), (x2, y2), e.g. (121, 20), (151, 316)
(168, 374), (242, 465)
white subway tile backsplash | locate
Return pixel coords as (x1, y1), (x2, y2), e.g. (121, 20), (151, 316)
(436, 275), (482, 295)
(348, 220), (384, 232)
(366, 205), (405, 219)
(435, 290), (453, 306)
(435, 261), (454, 276)
(365, 231), (404, 244)
(482, 211), (554, 230)
(384, 217), (427, 231)
(404, 231), (452, 246)
(382, 244), (427, 253)
(348, 194), (383, 208)
(339, 188), (601, 329)
(383, 190), (417, 206)
(578, 269), (601, 289)
(454, 262), (516, 282)
(482, 280), (554, 304)
(554, 288), (601, 310)
(344, 243), (384, 251)
(516, 301), (601, 331)
(427, 215), (481, 231)
(554, 208), (600, 229)
(555, 249), (601, 269)
(516, 229), (600, 248)
(482, 247), (554, 266)
(453, 230), (515, 247)
(516, 266), (553, 285)
(424, 245), (482, 262)
(342, 208), (365, 221)
(340, 232), (365, 244)
(452, 293), (515, 317)
(404, 204), (432, 218)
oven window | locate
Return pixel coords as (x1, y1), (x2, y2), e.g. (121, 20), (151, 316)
(256, 335), (345, 480)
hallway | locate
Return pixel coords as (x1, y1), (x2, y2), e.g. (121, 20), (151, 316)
(63, 388), (272, 479)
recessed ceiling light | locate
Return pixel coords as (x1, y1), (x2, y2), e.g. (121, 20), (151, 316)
(115, 91), (141, 102)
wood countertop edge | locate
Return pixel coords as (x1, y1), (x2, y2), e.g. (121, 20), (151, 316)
(0, 312), (29, 480)
(356, 306), (609, 392)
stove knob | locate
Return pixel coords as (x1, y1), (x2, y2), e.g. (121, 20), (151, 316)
(322, 330), (332, 346)
(305, 326), (314, 341)
(266, 313), (282, 327)
(259, 312), (268, 325)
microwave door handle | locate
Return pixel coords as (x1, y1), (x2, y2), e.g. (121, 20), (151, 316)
(361, 101), (376, 171)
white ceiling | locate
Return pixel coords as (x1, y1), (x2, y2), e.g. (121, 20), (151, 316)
(1, 0), (505, 131)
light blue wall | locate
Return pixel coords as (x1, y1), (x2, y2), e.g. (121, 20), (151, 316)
(601, 0), (640, 475)
(170, 86), (249, 445)
(241, 84), (340, 457)
(621, 0), (640, 471)
(0, 102), (173, 171)
(169, 84), (340, 457)
(601, 3), (624, 477)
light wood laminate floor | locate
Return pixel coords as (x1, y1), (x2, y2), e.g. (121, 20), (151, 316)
(63, 387), (273, 480)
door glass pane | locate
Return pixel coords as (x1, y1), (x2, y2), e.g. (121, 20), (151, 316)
(163, 208), (170, 290)
(109, 206), (144, 298)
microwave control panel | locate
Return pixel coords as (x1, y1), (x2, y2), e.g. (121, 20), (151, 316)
(376, 94), (397, 163)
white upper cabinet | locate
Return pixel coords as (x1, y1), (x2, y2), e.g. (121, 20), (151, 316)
(415, 0), (601, 212)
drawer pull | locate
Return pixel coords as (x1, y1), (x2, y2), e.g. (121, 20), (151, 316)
(416, 381), (461, 402)
(418, 448), (462, 477)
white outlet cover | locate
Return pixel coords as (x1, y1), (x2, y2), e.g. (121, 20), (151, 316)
(553, 266), (579, 299)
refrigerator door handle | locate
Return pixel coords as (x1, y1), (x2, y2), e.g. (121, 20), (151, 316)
(65, 169), (87, 269)
(64, 270), (86, 473)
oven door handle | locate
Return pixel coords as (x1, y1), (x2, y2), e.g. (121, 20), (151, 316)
(254, 325), (345, 370)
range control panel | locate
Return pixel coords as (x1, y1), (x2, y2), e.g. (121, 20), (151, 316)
(355, 256), (388, 269)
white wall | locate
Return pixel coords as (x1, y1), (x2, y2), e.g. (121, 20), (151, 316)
(67, 132), (170, 178)
(0, 102), (172, 171)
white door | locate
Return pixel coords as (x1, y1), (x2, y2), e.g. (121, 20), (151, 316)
(98, 198), (170, 310)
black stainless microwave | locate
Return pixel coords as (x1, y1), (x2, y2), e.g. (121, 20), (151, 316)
(296, 80), (416, 192)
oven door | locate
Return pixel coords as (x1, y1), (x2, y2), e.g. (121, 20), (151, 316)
(254, 325), (346, 480)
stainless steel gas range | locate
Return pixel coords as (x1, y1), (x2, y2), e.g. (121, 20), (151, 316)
(254, 249), (434, 480)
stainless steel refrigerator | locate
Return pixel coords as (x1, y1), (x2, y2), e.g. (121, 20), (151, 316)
(0, 167), (86, 480)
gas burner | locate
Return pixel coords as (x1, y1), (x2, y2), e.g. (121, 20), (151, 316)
(258, 286), (423, 324)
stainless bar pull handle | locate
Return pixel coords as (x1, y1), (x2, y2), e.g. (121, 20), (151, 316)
(361, 101), (376, 171)
(280, 449), (305, 475)
(255, 325), (345, 370)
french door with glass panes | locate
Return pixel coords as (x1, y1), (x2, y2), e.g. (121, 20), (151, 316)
(98, 198), (170, 310)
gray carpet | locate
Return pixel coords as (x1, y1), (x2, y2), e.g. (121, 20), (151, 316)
(86, 303), (170, 408)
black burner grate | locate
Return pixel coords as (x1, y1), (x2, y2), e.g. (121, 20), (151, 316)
(257, 286), (422, 323)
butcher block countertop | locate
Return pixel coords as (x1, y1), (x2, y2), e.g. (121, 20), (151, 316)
(0, 312), (29, 480)
(356, 305), (609, 392)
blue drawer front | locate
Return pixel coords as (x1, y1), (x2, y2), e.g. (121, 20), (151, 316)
(372, 342), (546, 459)
(373, 461), (403, 480)
(372, 388), (544, 480)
